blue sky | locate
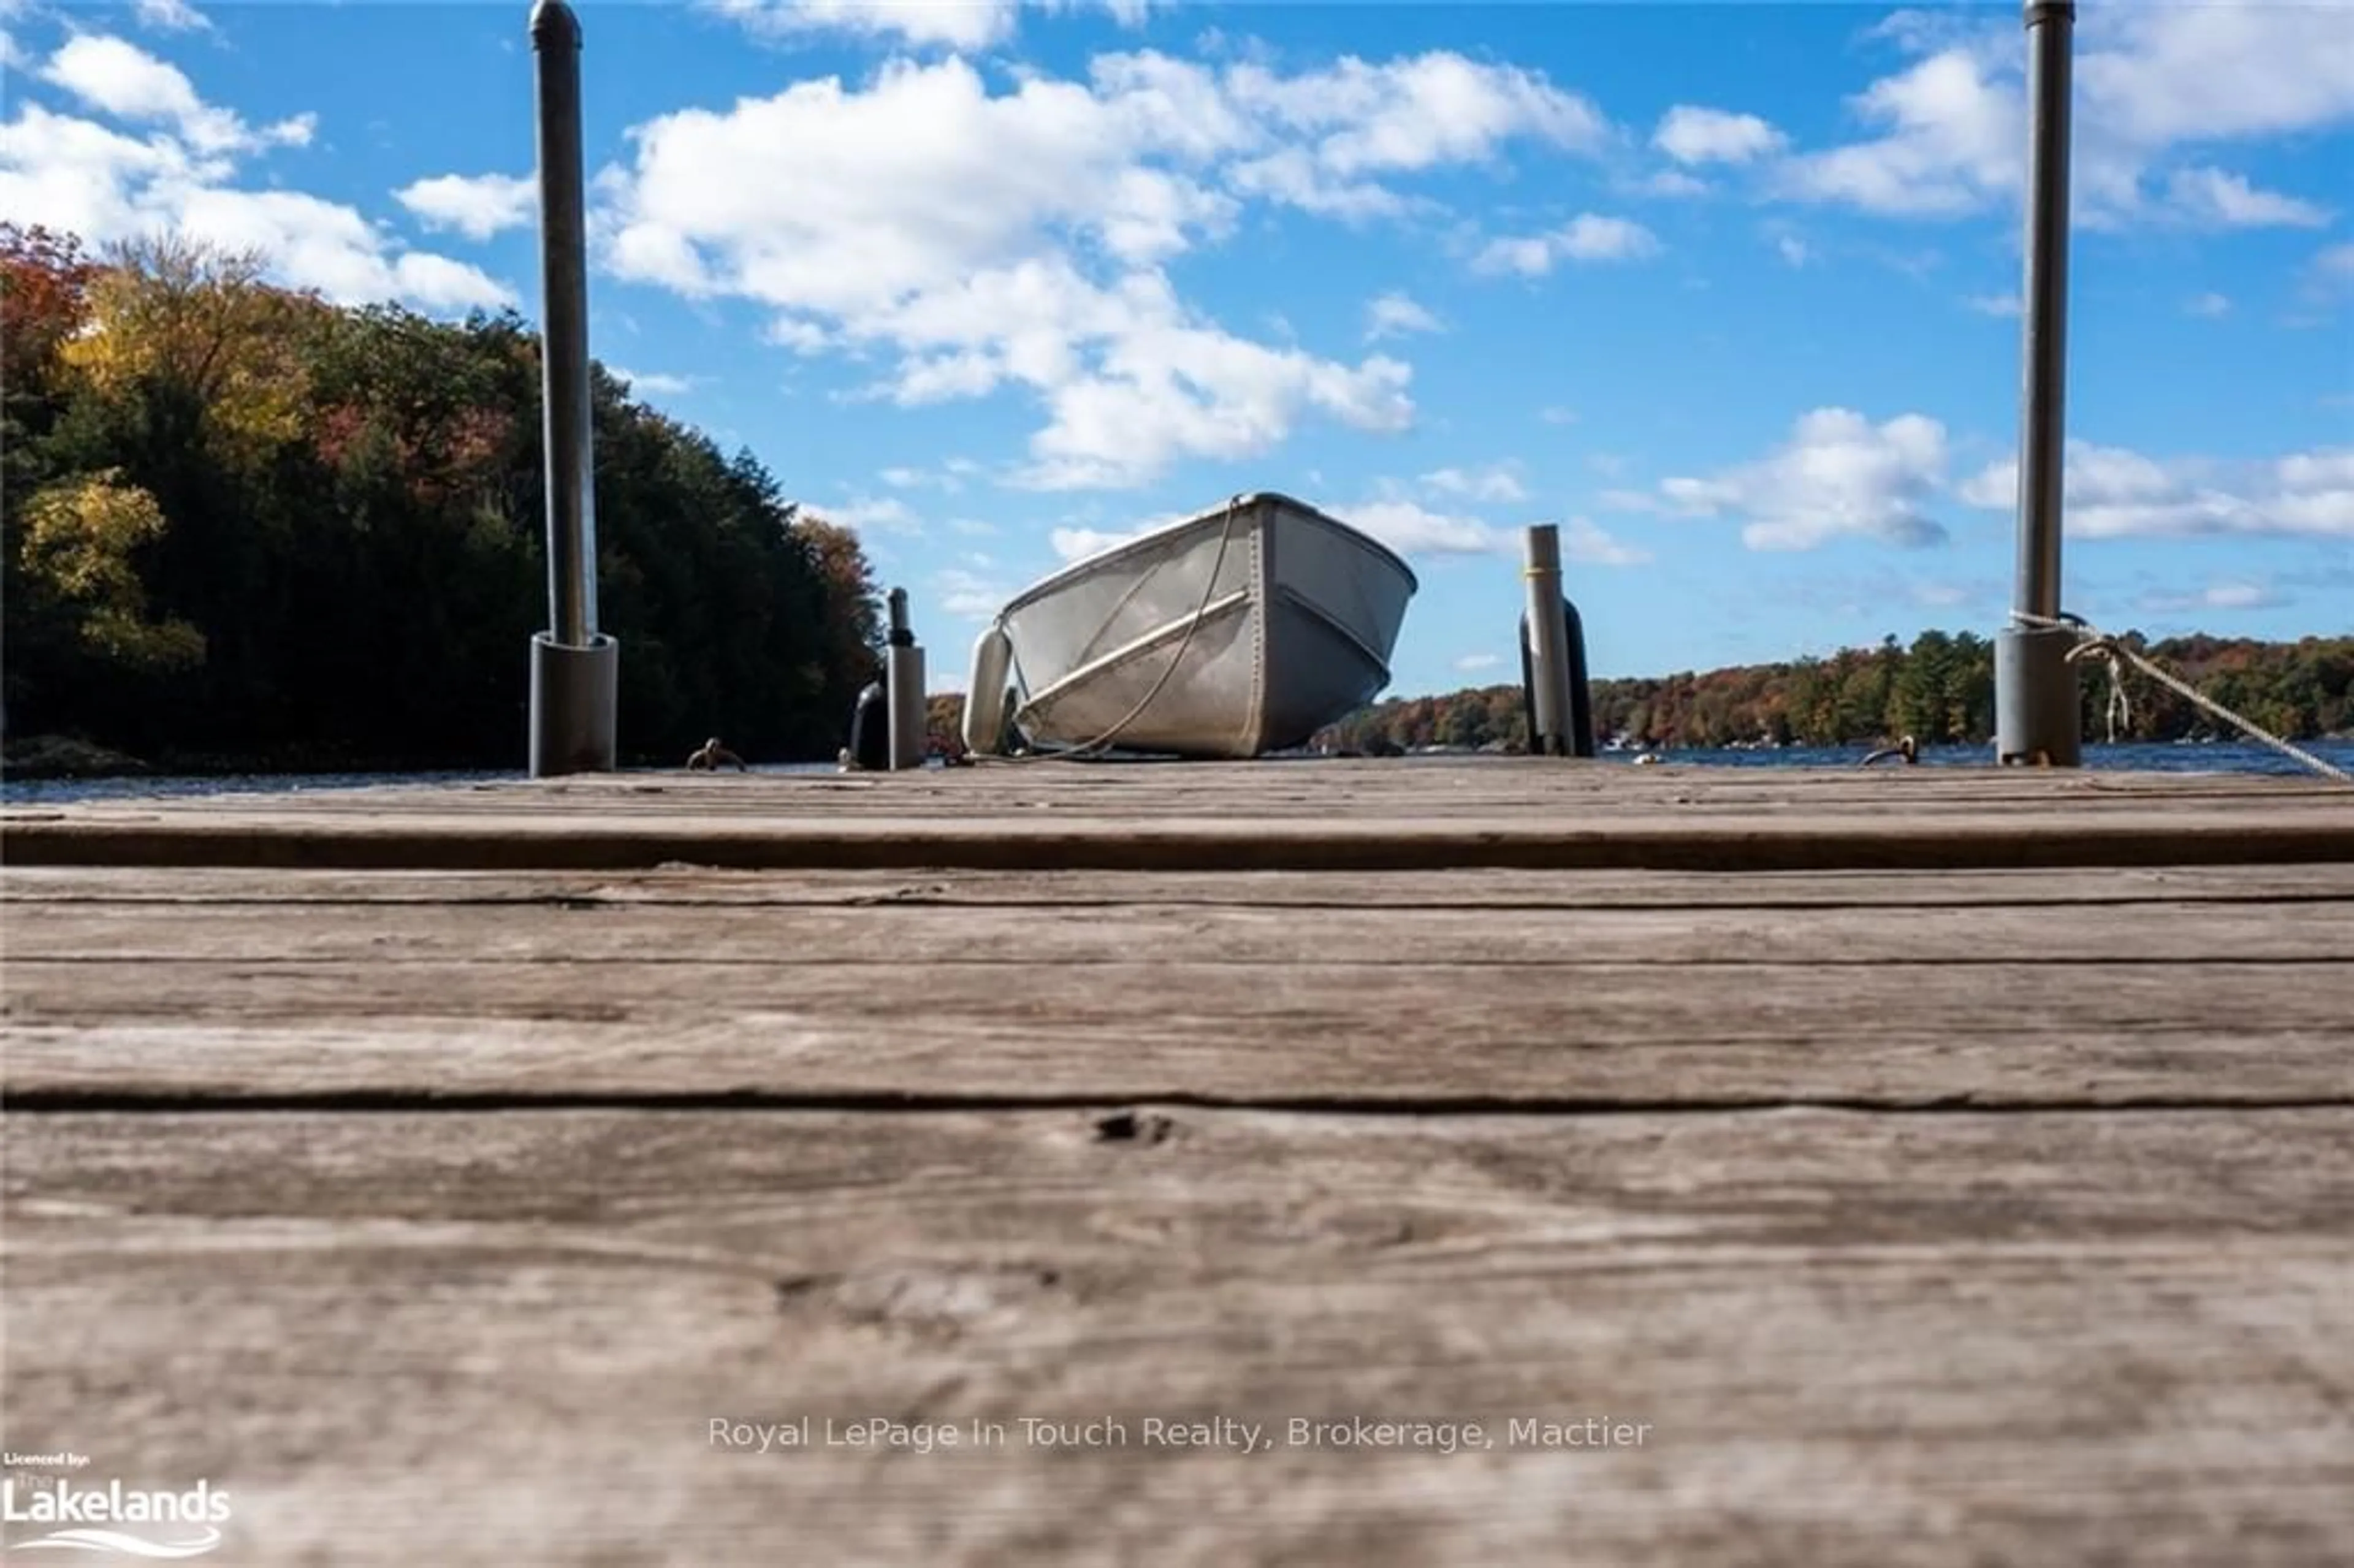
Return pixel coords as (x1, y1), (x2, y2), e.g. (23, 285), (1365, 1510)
(3, 1), (2348, 693)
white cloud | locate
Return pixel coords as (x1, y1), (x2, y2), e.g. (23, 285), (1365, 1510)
(598, 50), (1604, 487)
(764, 316), (835, 354)
(2137, 580), (2287, 614)
(2185, 291), (2231, 319)
(2, 36), (509, 313)
(2305, 241), (2354, 300)
(1049, 521), (1159, 560)
(1911, 580), (1976, 608)
(1774, 5), (2354, 229)
(1964, 291), (2021, 317)
(1473, 213), (1658, 276)
(132, 0), (211, 31)
(708, 0), (1160, 51)
(1539, 406), (1579, 426)
(880, 462), (972, 492)
(1341, 498), (1499, 555)
(1959, 441), (2354, 540)
(933, 565), (1015, 620)
(609, 367), (695, 397)
(396, 172), (537, 242)
(1120, 46), (1610, 224)
(1775, 234), (1811, 267)
(708, 0), (1020, 50)
(1453, 652), (1501, 672)
(2076, 2), (2354, 150)
(2161, 167), (2330, 229)
(1776, 47), (2017, 218)
(1364, 289), (1441, 341)
(1639, 169), (1710, 199)
(1653, 105), (1786, 166)
(809, 495), (926, 535)
(1221, 50), (1609, 195)
(1010, 318), (1412, 490)
(1561, 516), (1650, 566)
(40, 34), (311, 156)
(1421, 463), (1526, 503)
(1634, 408), (1952, 551)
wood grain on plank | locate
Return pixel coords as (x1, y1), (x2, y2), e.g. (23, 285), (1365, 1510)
(5, 1108), (2348, 1567)
(11, 863), (2354, 908)
(8, 957), (2349, 1107)
(9, 897), (2352, 966)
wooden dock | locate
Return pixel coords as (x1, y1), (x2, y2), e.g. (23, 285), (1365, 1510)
(5, 759), (2352, 1565)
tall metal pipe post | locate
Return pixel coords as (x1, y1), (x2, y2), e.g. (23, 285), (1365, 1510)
(1995, 0), (2081, 766)
(526, 0), (618, 776)
(1522, 525), (1574, 756)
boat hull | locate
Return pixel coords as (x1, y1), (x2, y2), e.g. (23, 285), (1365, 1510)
(984, 493), (1416, 759)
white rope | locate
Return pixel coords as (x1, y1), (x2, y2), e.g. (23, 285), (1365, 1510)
(2012, 611), (2350, 782)
(975, 494), (1247, 766)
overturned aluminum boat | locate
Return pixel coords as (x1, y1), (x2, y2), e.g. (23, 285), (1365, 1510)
(962, 492), (1417, 759)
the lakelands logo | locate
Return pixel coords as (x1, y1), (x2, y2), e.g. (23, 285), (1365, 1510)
(1, 1475), (230, 1558)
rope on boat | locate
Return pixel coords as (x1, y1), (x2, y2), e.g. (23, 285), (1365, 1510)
(2011, 610), (2351, 783)
(975, 494), (1247, 766)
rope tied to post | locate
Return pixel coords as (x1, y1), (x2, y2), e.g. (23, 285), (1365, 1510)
(2011, 611), (2351, 783)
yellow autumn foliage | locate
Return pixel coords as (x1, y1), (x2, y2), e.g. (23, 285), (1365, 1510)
(58, 234), (313, 459)
(20, 471), (207, 670)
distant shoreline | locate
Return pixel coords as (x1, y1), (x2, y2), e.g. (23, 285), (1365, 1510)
(11, 740), (2352, 806)
(10, 727), (2350, 785)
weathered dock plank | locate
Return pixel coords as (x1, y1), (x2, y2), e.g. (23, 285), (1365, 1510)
(6, 1107), (2350, 1567)
(10, 889), (2353, 964)
(9, 954), (2350, 1108)
(7, 761), (2351, 870)
(13, 862), (2354, 907)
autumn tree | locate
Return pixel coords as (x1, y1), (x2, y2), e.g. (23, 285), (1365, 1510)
(18, 470), (206, 671)
(60, 233), (319, 465)
(1, 224), (97, 415)
(792, 511), (885, 691)
(3, 225), (886, 771)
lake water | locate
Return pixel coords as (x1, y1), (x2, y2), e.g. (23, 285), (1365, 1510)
(7, 739), (2349, 807)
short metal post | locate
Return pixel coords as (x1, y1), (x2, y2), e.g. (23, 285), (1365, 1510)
(1560, 598), (1595, 758)
(1995, 0), (2081, 766)
(885, 588), (924, 771)
(1521, 597), (1596, 758)
(525, 0), (615, 776)
(1522, 525), (1574, 756)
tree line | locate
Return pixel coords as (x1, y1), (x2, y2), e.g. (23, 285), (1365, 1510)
(2, 224), (883, 773)
(1313, 628), (2354, 753)
(924, 629), (2349, 756)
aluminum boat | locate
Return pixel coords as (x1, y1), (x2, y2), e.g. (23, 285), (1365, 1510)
(962, 492), (1417, 759)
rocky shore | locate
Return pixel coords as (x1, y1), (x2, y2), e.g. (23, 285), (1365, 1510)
(2, 736), (154, 780)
